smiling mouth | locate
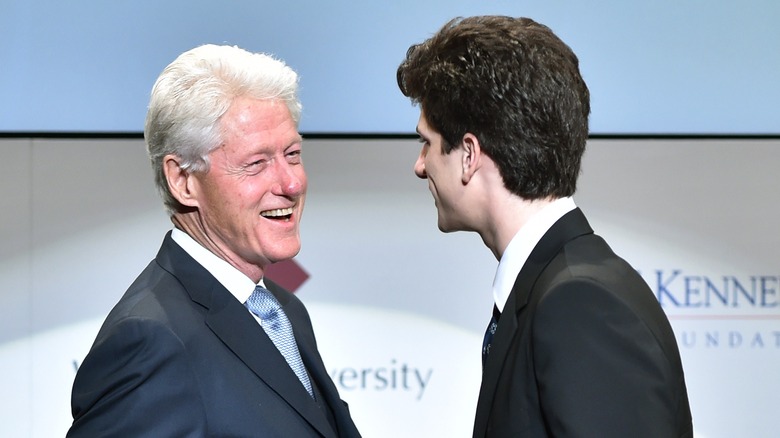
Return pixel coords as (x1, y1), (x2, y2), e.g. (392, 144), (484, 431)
(260, 207), (294, 221)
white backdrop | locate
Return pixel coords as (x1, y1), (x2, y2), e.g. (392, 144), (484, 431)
(0, 137), (778, 437)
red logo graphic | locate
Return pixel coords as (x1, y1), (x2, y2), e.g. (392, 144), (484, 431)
(265, 259), (309, 293)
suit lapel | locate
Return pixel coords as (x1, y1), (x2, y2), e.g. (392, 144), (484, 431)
(266, 281), (344, 436)
(205, 296), (334, 437)
(473, 209), (593, 436)
(155, 234), (334, 437)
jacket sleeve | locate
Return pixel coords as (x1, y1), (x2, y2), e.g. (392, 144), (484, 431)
(68, 317), (207, 437)
(532, 278), (684, 437)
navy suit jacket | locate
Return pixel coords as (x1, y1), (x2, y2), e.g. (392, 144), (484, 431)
(473, 209), (693, 437)
(68, 233), (361, 437)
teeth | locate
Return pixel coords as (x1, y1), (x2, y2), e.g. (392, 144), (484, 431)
(261, 207), (293, 218)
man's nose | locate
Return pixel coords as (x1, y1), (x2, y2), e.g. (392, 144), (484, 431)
(274, 161), (306, 196)
(414, 148), (427, 179)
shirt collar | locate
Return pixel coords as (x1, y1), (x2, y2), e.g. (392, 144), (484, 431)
(491, 197), (576, 312)
(171, 228), (262, 303)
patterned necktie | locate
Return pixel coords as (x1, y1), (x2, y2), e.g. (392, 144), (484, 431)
(245, 286), (314, 398)
(482, 305), (500, 369)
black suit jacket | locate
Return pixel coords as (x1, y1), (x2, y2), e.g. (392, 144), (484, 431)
(474, 209), (693, 437)
(68, 232), (361, 437)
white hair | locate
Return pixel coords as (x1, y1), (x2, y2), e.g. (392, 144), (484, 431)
(144, 44), (301, 215)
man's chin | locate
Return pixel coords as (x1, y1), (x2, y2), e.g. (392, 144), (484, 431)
(437, 220), (457, 234)
(437, 215), (470, 234)
(260, 241), (301, 265)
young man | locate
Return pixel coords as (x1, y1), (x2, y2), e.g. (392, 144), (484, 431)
(397, 16), (693, 437)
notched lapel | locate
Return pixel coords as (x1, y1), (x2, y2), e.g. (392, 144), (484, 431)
(158, 234), (334, 437)
(481, 209), (594, 379)
(473, 209), (594, 436)
(474, 292), (520, 437)
(204, 286), (335, 437)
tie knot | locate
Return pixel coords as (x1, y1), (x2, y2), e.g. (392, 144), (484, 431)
(245, 286), (281, 320)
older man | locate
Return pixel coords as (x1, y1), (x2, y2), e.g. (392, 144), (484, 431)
(68, 44), (361, 437)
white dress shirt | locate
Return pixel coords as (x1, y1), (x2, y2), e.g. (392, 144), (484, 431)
(491, 197), (577, 313)
(171, 228), (266, 324)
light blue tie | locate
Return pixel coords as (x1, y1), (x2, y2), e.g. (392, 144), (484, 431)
(245, 285), (314, 398)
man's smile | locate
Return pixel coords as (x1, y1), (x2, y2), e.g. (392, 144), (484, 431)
(260, 207), (294, 221)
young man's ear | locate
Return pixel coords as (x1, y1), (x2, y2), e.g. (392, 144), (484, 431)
(460, 132), (482, 184)
(163, 155), (200, 209)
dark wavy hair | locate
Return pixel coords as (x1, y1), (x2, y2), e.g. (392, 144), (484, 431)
(397, 16), (590, 199)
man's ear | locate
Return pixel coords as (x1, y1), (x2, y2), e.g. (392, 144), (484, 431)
(163, 154), (199, 208)
(460, 133), (482, 184)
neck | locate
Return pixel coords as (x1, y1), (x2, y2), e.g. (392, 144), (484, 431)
(170, 212), (265, 283)
(478, 195), (556, 261)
